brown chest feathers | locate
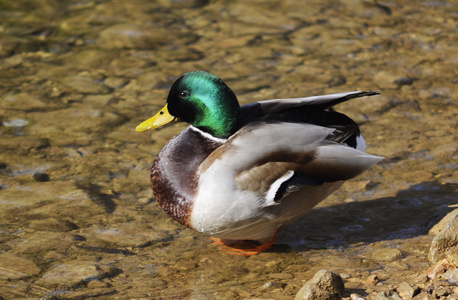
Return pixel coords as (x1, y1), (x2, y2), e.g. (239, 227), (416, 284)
(150, 127), (224, 226)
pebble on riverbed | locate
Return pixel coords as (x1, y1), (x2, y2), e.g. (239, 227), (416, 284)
(37, 259), (119, 288)
(295, 270), (345, 300)
(32, 171), (50, 182)
(395, 282), (420, 299)
(371, 247), (403, 262)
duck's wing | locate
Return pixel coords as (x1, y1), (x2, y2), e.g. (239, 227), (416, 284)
(240, 91), (379, 150)
(199, 121), (382, 206)
(240, 91), (379, 120)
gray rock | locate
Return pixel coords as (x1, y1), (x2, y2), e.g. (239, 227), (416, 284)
(429, 209), (458, 263)
(295, 270), (345, 300)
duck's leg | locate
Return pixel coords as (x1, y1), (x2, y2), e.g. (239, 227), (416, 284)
(210, 230), (279, 256)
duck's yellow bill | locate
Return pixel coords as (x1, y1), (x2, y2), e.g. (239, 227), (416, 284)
(136, 103), (177, 132)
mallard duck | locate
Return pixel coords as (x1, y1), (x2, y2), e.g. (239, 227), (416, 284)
(136, 71), (382, 255)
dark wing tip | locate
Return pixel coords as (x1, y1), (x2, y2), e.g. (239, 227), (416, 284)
(345, 90), (380, 100)
(359, 91), (380, 97)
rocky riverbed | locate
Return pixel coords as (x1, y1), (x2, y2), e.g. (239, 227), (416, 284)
(0, 0), (457, 299)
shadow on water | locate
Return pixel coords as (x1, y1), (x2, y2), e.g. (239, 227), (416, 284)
(75, 181), (118, 214)
(277, 181), (457, 251)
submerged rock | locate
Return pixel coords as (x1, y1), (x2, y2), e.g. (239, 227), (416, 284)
(0, 253), (41, 280)
(0, 92), (46, 111)
(55, 287), (117, 299)
(10, 232), (82, 255)
(37, 259), (118, 288)
(62, 75), (111, 94)
(295, 270), (345, 300)
(97, 23), (198, 50)
(33, 172), (50, 182)
(28, 217), (78, 232)
(82, 222), (173, 247)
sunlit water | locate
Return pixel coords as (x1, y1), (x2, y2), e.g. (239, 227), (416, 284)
(0, 0), (457, 298)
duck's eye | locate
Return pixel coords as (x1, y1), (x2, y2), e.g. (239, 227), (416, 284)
(179, 91), (189, 99)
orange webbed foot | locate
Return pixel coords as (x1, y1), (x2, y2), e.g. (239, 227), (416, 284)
(210, 230), (279, 256)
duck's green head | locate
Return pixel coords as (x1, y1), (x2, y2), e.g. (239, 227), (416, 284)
(136, 71), (241, 139)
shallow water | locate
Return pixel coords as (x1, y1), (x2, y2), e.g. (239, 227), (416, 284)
(0, 0), (457, 299)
